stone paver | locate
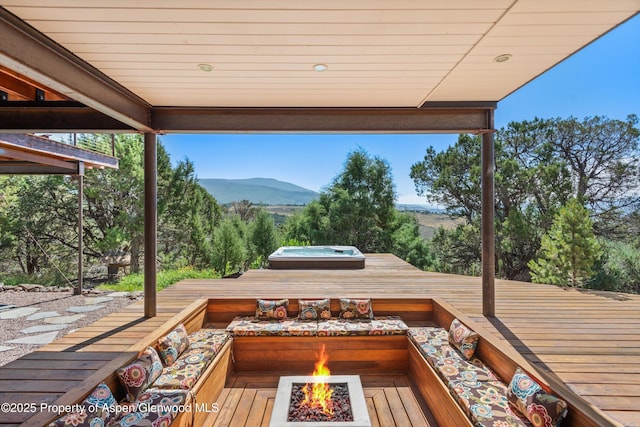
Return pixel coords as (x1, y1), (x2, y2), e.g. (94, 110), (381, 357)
(0, 345), (14, 352)
(21, 324), (67, 334)
(83, 296), (113, 305)
(44, 314), (85, 324)
(107, 292), (129, 298)
(0, 307), (39, 319)
(7, 331), (58, 345)
(67, 305), (105, 313)
(26, 311), (60, 321)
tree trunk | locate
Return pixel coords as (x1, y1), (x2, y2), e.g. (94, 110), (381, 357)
(130, 237), (142, 273)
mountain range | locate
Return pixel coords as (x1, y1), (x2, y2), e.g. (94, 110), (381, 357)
(198, 178), (318, 205)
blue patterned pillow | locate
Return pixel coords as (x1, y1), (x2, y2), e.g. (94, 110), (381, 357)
(507, 367), (568, 426)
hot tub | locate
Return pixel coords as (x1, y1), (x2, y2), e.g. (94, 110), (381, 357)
(268, 246), (365, 269)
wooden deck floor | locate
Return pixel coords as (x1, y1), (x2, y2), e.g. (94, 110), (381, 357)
(204, 373), (434, 427)
(166, 254), (640, 427)
(0, 254), (639, 426)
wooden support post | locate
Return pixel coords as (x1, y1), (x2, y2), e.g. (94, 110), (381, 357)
(74, 162), (84, 296)
(144, 133), (157, 318)
(481, 113), (496, 317)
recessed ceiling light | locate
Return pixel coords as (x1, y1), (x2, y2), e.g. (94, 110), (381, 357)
(493, 54), (512, 63)
(313, 64), (328, 72)
(197, 63), (214, 72)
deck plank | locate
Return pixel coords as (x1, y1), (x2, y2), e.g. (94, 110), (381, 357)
(221, 373), (431, 427)
(0, 254), (639, 425)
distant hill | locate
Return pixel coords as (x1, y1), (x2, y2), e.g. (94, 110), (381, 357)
(199, 178), (318, 205)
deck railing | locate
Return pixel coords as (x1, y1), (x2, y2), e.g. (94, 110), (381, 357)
(38, 133), (116, 157)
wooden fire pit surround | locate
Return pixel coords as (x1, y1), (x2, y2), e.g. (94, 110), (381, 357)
(44, 297), (594, 427)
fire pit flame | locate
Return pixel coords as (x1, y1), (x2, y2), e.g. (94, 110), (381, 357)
(300, 344), (334, 417)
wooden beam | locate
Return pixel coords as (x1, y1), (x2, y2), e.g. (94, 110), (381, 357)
(152, 106), (495, 133)
(0, 70), (35, 101)
(0, 65), (67, 101)
(0, 8), (152, 132)
(144, 133), (157, 318)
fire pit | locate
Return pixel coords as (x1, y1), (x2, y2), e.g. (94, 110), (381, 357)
(270, 376), (370, 427)
(270, 345), (371, 427)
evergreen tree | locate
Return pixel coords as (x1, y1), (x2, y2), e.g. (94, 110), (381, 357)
(528, 198), (602, 287)
(302, 148), (397, 252)
(249, 209), (278, 268)
(212, 216), (245, 276)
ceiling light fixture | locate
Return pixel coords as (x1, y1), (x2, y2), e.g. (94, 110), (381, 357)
(493, 54), (512, 63)
(197, 63), (214, 72)
(313, 64), (328, 72)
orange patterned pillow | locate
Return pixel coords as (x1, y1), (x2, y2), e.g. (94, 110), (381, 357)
(256, 298), (289, 320)
(338, 298), (373, 321)
(448, 318), (479, 360)
(298, 299), (331, 320)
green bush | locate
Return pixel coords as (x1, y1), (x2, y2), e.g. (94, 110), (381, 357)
(99, 268), (219, 292)
(588, 240), (640, 293)
(0, 273), (64, 287)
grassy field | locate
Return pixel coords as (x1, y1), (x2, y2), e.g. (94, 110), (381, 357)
(263, 205), (461, 239)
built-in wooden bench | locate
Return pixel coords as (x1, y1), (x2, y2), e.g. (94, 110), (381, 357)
(28, 296), (611, 427)
(30, 299), (231, 427)
(408, 298), (615, 427)
(208, 297), (433, 374)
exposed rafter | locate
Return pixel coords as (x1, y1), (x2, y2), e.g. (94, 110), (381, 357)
(0, 65), (67, 101)
(0, 7), (152, 132)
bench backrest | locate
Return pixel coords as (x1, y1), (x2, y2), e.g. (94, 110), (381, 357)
(206, 297), (434, 325)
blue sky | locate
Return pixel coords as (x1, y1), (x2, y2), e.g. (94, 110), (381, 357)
(162, 15), (640, 205)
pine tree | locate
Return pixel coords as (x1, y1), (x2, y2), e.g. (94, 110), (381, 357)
(249, 209), (278, 268)
(212, 216), (245, 276)
(528, 198), (602, 287)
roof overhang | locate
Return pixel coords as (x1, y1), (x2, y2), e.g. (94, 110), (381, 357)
(0, 2), (636, 134)
(0, 133), (119, 174)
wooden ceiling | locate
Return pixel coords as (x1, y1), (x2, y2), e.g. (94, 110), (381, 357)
(0, 1), (638, 133)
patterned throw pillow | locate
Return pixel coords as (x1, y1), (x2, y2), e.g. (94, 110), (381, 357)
(507, 367), (568, 427)
(298, 298), (331, 320)
(255, 298), (289, 320)
(48, 383), (116, 427)
(157, 324), (190, 366)
(338, 298), (373, 321)
(448, 318), (479, 360)
(112, 388), (190, 427)
(117, 346), (164, 402)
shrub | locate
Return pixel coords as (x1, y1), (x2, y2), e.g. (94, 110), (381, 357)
(100, 268), (219, 292)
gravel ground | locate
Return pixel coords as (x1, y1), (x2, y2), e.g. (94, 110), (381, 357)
(0, 289), (140, 367)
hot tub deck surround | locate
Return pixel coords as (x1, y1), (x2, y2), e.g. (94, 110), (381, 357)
(0, 254), (639, 426)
